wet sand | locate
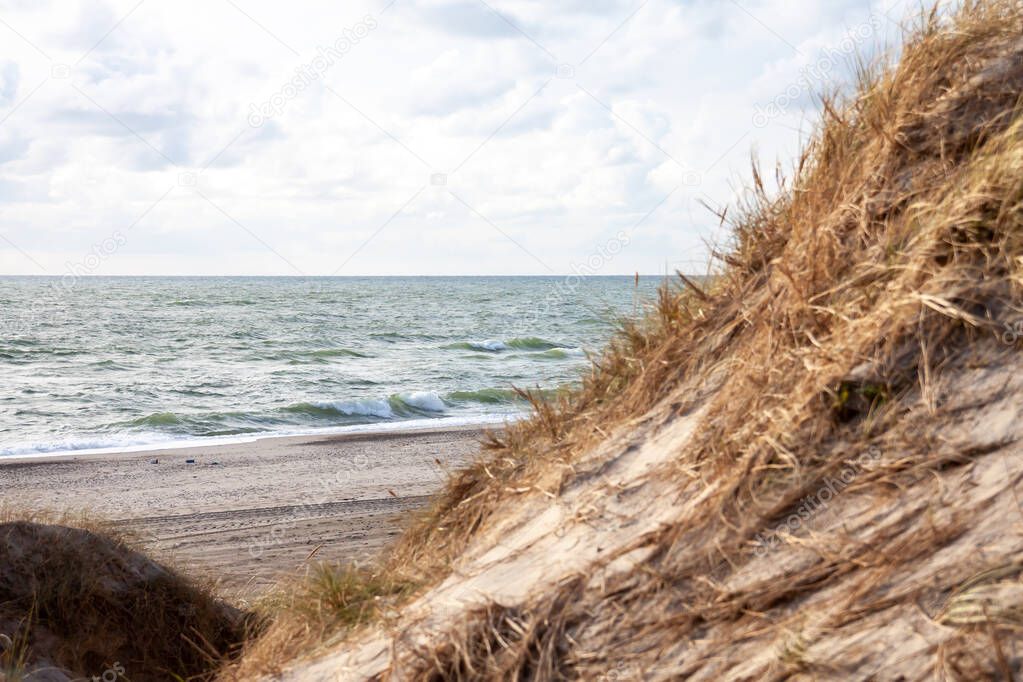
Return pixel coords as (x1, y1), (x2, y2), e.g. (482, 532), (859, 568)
(0, 425), (487, 599)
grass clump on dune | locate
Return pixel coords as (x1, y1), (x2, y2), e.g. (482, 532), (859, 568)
(0, 509), (247, 682)
(224, 562), (416, 679)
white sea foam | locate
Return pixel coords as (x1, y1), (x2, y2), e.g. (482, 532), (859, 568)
(0, 432), (189, 458)
(312, 399), (394, 419)
(468, 340), (510, 352)
(0, 414), (517, 460)
(399, 391), (447, 412)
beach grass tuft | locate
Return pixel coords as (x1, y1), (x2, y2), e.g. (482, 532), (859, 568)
(223, 562), (417, 679)
(0, 508), (248, 682)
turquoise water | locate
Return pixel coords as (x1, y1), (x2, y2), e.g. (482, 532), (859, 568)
(0, 277), (659, 456)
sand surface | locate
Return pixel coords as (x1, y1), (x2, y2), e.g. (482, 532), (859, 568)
(0, 426), (487, 598)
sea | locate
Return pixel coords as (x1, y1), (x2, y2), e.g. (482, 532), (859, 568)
(0, 276), (660, 457)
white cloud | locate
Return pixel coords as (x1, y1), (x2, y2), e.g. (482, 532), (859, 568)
(0, 0), (913, 276)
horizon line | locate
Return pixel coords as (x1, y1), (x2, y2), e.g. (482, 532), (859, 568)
(0, 273), (692, 279)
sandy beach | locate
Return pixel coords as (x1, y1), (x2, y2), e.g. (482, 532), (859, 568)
(0, 425), (487, 598)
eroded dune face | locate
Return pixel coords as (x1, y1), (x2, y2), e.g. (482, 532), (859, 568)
(270, 3), (1023, 679)
(293, 357), (1023, 681)
(0, 521), (244, 682)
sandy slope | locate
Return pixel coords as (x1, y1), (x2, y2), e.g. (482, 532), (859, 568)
(282, 344), (1023, 679)
(282, 402), (713, 679)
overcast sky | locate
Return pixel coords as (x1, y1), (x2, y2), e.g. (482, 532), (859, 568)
(0, 0), (910, 276)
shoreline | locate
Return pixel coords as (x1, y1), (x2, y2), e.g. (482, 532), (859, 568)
(1, 424), (489, 597)
(0, 413), (513, 462)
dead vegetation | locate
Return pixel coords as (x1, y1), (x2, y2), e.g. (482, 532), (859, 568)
(386, 0), (1023, 586)
(0, 510), (247, 681)
(223, 562), (416, 679)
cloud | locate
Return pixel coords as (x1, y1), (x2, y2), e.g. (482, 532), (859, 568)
(0, 0), (916, 275)
(0, 133), (31, 166)
(417, 0), (525, 38)
(0, 62), (20, 106)
(57, 0), (123, 51)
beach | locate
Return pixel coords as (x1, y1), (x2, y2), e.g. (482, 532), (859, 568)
(0, 425), (486, 598)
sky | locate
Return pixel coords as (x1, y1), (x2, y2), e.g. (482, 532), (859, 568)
(0, 0), (913, 276)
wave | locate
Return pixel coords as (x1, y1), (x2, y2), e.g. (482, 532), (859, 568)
(0, 433), (188, 458)
(0, 414), (518, 459)
(283, 348), (370, 364)
(8, 386), (528, 458)
(90, 359), (134, 371)
(120, 410), (274, 437)
(285, 392), (448, 420)
(401, 391), (447, 412)
(306, 348), (369, 359)
(1, 347), (83, 358)
(3, 339), (39, 347)
(448, 340), (510, 352)
(507, 337), (572, 350)
(533, 348), (586, 360)
(97, 387), (537, 438)
(446, 388), (521, 405)
(369, 332), (405, 342)
(1, 387), (527, 457)
(445, 337), (573, 353)
(130, 412), (184, 428)
(289, 399), (395, 419)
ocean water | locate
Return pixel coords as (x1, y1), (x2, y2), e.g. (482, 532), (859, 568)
(0, 277), (659, 457)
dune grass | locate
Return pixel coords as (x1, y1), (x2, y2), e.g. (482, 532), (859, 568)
(223, 562), (416, 679)
(388, 0), (1023, 583)
(0, 508), (248, 682)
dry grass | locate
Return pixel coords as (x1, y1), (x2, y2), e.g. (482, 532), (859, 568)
(387, 0), (1023, 589)
(223, 562), (416, 679)
(411, 0), (1023, 572)
(0, 508), (248, 681)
